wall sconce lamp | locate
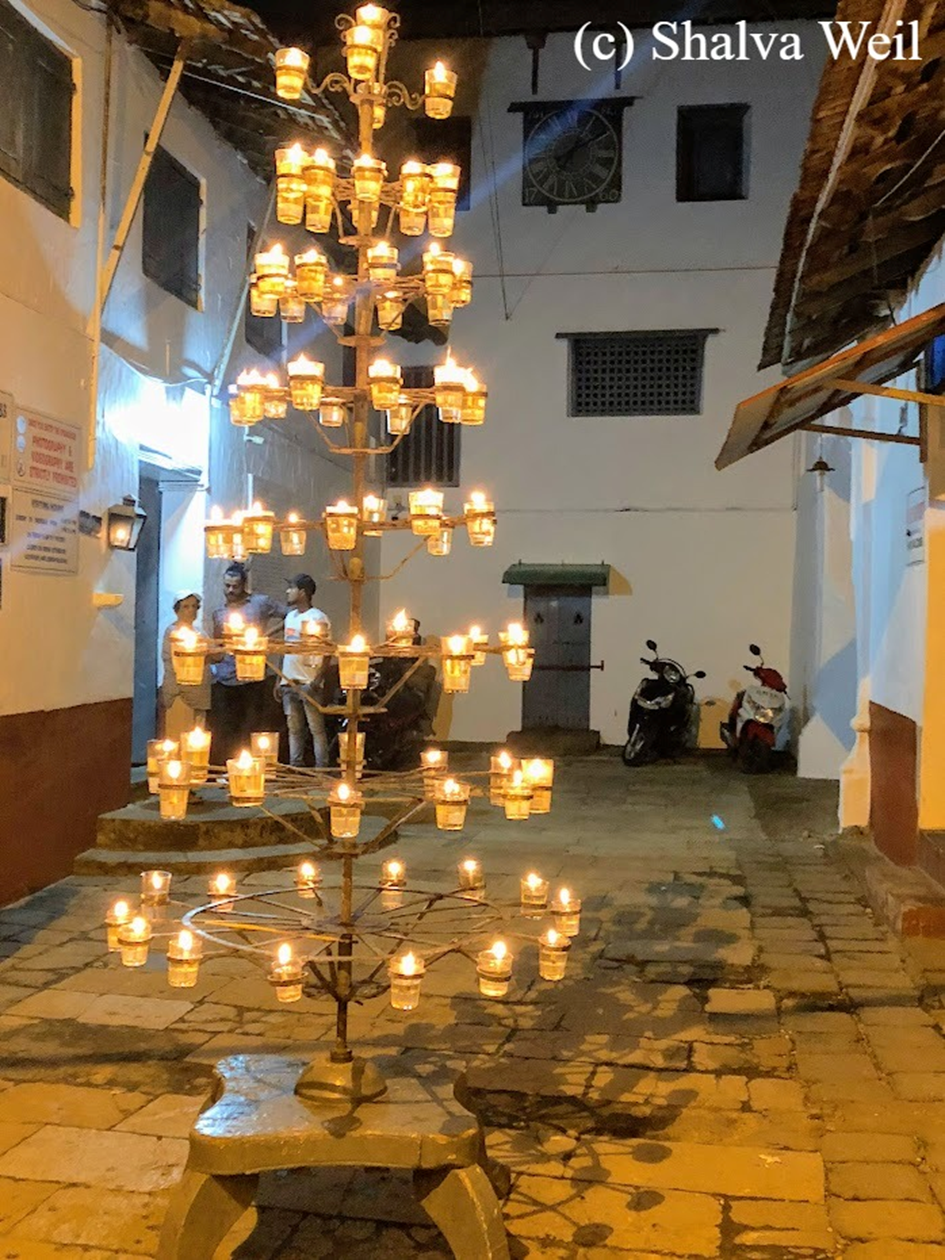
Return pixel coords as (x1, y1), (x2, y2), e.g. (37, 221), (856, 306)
(107, 496), (147, 551)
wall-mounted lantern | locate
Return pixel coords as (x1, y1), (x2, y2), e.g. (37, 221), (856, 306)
(107, 496), (147, 551)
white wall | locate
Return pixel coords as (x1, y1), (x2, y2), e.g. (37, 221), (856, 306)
(377, 26), (823, 744)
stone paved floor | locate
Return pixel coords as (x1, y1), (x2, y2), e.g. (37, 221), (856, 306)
(3, 754), (945, 1257)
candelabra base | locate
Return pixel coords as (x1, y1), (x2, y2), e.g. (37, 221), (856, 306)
(295, 1052), (387, 1103)
(156, 1054), (509, 1260)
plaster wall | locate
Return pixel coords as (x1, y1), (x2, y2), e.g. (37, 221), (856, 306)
(377, 27), (823, 744)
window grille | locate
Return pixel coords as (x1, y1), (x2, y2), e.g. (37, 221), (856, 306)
(561, 330), (713, 417)
(386, 366), (460, 487)
(0, 0), (73, 219)
(677, 104), (748, 202)
(143, 145), (202, 308)
(245, 225), (282, 359)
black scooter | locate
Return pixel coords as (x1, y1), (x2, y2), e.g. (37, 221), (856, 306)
(622, 639), (705, 767)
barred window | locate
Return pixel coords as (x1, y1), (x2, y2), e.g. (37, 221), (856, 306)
(386, 366), (461, 487)
(560, 330), (714, 417)
(0, 0), (73, 219)
(143, 145), (202, 308)
(677, 104), (748, 202)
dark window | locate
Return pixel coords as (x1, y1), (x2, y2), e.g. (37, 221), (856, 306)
(386, 366), (460, 486)
(244, 225), (282, 359)
(0, 0), (72, 219)
(924, 333), (945, 394)
(411, 116), (471, 210)
(677, 105), (748, 202)
(562, 330), (713, 416)
(143, 145), (201, 307)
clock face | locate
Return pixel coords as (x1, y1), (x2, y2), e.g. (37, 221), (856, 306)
(523, 106), (621, 207)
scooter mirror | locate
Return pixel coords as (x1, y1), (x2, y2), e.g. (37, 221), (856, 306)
(749, 643), (761, 656)
(693, 670), (706, 679)
(645, 639), (657, 651)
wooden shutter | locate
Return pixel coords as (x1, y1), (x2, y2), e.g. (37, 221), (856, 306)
(143, 145), (201, 308)
(412, 116), (472, 211)
(0, 3), (24, 184)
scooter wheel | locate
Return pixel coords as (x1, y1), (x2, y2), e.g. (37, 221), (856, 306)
(622, 730), (654, 767)
(738, 739), (771, 775)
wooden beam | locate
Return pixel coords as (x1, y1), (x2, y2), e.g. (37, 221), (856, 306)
(833, 379), (945, 409)
(801, 422), (921, 446)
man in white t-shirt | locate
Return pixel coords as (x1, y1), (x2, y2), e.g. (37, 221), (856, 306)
(279, 574), (331, 767)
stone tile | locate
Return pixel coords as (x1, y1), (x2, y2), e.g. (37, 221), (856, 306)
(891, 1074), (945, 1101)
(704, 988), (776, 1017)
(728, 1198), (834, 1250)
(0, 1084), (149, 1129)
(0, 1123), (39, 1156)
(828, 1161), (931, 1202)
(116, 1093), (206, 1138)
(7, 1186), (168, 1254)
(0, 1178), (59, 1232)
(592, 1068), (748, 1109)
(795, 1053), (880, 1084)
(5, 990), (100, 1021)
(748, 1078), (806, 1111)
(843, 1245), (945, 1260)
(829, 1199), (944, 1241)
(74, 993), (194, 1030)
(822, 1132), (917, 1163)
(0, 1126), (188, 1192)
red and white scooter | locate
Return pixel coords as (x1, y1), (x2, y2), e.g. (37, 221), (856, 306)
(720, 643), (788, 774)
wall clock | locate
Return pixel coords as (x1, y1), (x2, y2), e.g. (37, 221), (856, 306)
(510, 98), (634, 211)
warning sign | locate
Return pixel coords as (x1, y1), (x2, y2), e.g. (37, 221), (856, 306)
(12, 410), (80, 495)
(10, 488), (79, 574)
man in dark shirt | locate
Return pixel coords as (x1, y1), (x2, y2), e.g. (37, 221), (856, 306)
(209, 562), (285, 762)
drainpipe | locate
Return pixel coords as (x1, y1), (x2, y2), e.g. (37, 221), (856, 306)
(87, 36), (190, 470)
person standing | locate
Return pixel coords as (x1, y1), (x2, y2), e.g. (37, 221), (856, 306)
(160, 591), (210, 740)
(279, 574), (331, 767)
(209, 563), (285, 761)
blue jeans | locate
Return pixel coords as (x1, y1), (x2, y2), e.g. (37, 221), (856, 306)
(281, 685), (328, 767)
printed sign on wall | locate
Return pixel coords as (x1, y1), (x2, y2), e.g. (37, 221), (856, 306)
(10, 488), (79, 575)
(12, 409), (80, 496)
(0, 391), (11, 484)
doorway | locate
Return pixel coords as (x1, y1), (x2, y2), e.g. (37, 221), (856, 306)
(131, 473), (162, 762)
(521, 585), (592, 730)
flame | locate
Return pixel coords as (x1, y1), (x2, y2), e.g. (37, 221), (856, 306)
(277, 942), (293, 967)
(235, 749), (255, 771)
(284, 141), (307, 164)
(177, 930), (194, 952)
(151, 871), (165, 890)
(287, 511), (299, 524)
(498, 750), (513, 771)
(336, 782), (351, 802)
(462, 859), (479, 874)
(214, 873), (232, 895)
(243, 627), (260, 648)
(512, 769), (525, 788)
(391, 608), (409, 632)
(164, 760), (183, 782)
(446, 634), (467, 655)
(490, 941), (507, 962)
(558, 888), (571, 907)
(545, 928), (560, 947)
(312, 147), (333, 166)
(431, 60), (449, 81)
(349, 634), (367, 653)
(111, 899), (129, 919)
(299, 861), (316, 880)
(226, 612), (245, 633)
(469, 490), (487, 509)
(130, 916), (148, 938)
(387, 860), (403, 879)
(370, 358), (396, 376)
(398, 951), (418, 977)
(469, 624), (482, 638)
(506, 622), (527, 645)
(186, 726), (211, 749)
(526, 872), (542, 891)
(256, 735), (271, 750)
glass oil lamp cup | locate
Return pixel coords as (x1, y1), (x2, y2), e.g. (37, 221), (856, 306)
(141, 869), (172, 908)
(423, 244), (456, 296)
(280, 512), (307, 556)
(408, 488), (444, 536)
(249, 280), (278, 319)
(372, 100), (387, 130)
(337, 729), (366, 777)
(427, 526), (453, 556)
(269, 943), (304, 1003)
(254, 244), (289, 294)
(386, 608), (413, 648)
(427, 187), (457, 239)
(324, 500), (359, 551)
(230, 370), (268, 425)
(274, 47), (309, 100)
(147, 738), (178, 793)
(380, 858), (406, 910)
(523, 758), (555, 814)
(329, 782), (364, 839)
(477, 941), (512, 999)
(343, 24), (382, 81)
(319, 396), (346, 428)
(367, 241), (399, 286)
(464, 493), (496, 545)
(505, 770), (534, 821)
(442, 634), (474, 694)
(181, 726), (212, 786)
(434, 356), (466, 421)
(434, 777), (470, 831)
(221, 611), (245, 649)
(242, 504), (275, 554)
(294, 248), (327, 302)
(399, 206), (427, 236)
(451, 257), (473, 307)
(204, 507), (233, 558)
(505, 646), (535, 683)
(421, 747), (448, 799)
(352, 154), (386, 204)
(457, 857), (484, 895)
(227, 751), (265, 807)
(320, 278), (352, 327)
(489, 750), (516, 805)
(306, 195), (334, 234)
(460, 375), (488, 426)
(296, 860), (321, 898)
(234, 627), (268, 682)
(368, 359), (403, 411)
(362, 493), (387, 536)
(118, 915), (152, 968)
(520, 870), (549, 913)
(158, 759), (192, 822)
(337, 635), (370, 690)
(389, 951), (425, 1011)
(167, 929), (202, 988)
(250, 731), (279, 770)
(427, 293), (453, 328)
(386, 397), (413, 435)
(376, 290), (404, 331)
(261, 375), (288, 419)
(275, 143), (307, 224)
(400, 159), (430, 211)
(468, 625), (489, 666)
(171, 628), (208, 686)
(424, 60), (457, 119)
(279, 281), (306, 323)
(538, 928), (571, 981)
(105, 899), (132, 951)
(304, 148), (336, 202)
(552, 887), (582, 937)
(287, 354), (325, 410)
(208, 871), (237, 912)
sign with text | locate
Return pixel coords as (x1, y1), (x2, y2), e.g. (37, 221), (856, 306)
(12, 409), (80, 496)
(10, 488), (78, 574)
(906, 486), (925, 566)
(0, 391), (11, 484)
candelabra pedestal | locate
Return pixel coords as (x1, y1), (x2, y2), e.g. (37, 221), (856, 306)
(156, 1054), (510, 1260)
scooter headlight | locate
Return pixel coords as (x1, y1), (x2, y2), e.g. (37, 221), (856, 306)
(663, 666), (681, 685)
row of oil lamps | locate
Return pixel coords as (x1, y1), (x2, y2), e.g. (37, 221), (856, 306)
(229, 351), (485, 430)
(204, 490), (494, 565)
(105, 861), (580, 1005)
(249, 238), (472, 334)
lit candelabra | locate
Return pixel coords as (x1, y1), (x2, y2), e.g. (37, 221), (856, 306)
(116, 3), (578, 1106)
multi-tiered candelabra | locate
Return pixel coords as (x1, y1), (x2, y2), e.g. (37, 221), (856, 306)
(111, 4), (579, 1103)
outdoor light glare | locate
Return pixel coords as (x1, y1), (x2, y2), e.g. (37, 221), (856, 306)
(107, 496), (147, 550)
